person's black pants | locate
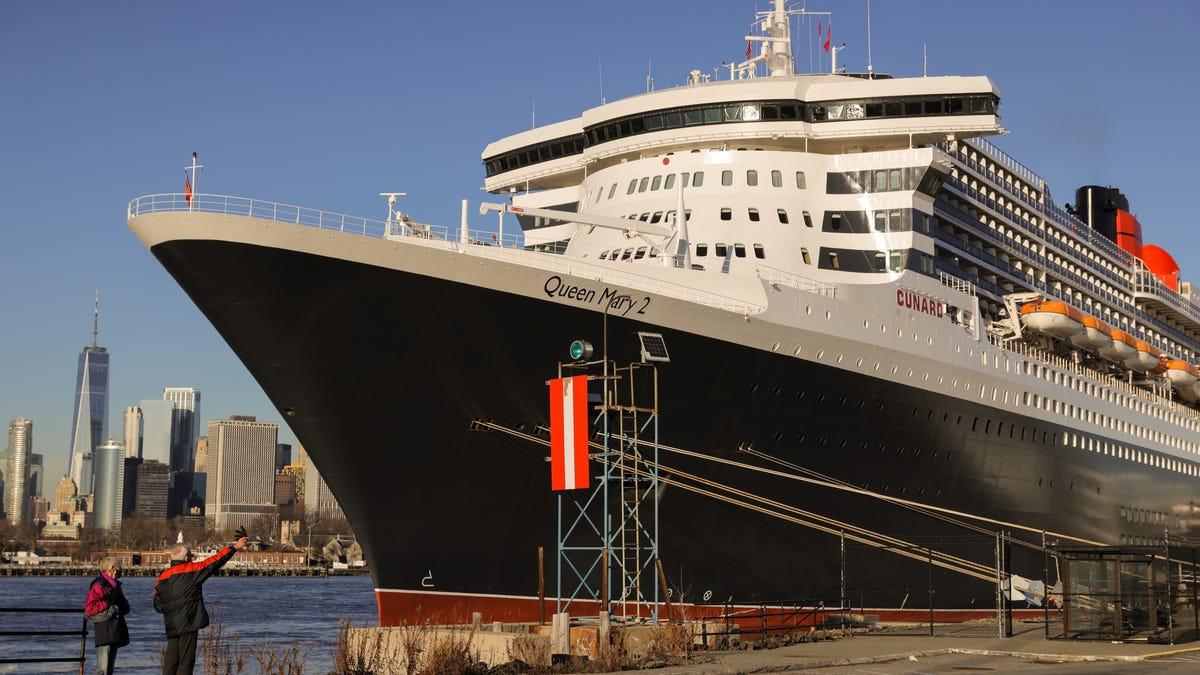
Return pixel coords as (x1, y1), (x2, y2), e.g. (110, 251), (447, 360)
(163, 631), (198, 675)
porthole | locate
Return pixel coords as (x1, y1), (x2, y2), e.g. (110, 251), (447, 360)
(890, 365), (898, 375)
(873, 361), (881, 371)
(771, 341), (780, 352)
(793, 345), (802, 356)
(825, 310), (831, 320)
(906, 368), (913, 378)
(805, 305), (812, 315)
(836, 353), (844, 363)
(816, 349), (825, 359)
(749, 383), (759, 392)
(856, 357), (864, 367)
(864, 320), (870, 329)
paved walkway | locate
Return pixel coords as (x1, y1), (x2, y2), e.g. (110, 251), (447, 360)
(638, 625), (1200, 674)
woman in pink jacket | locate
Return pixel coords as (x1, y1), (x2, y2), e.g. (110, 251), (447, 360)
(84, 556), (131, 674)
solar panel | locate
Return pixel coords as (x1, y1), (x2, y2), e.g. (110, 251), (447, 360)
(637, 332), (671, 363)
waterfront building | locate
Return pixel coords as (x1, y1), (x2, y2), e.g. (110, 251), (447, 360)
(206, 415), (278, 531)
(194, 436), (208, 473)
(28, 453), (42, 503)
(67, 294), (109, 491)
(281, 462), (305, 503)
(134, 459), (169, 519)
(5, 418), (33, 524)
(122, 406), (142, 459)
(92, 439), (124, 530)
(275, 442), (291, 472)
(54, 476), (78, 514)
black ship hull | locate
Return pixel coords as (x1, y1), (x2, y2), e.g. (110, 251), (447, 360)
(150, 237), (1197, 625)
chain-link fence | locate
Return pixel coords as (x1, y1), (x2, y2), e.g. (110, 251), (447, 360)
(1048, 546), (1199, 644)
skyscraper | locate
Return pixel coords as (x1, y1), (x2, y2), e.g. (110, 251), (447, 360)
(206, 415), (278, 531)
(134, 460), (169, 520)
(300, 443), (345, 521)
(68, 293), (109, 492)
(92, 439), (124, 530)
(139, 399), (173, 466)
(5, 418), (33, 524)
(122, 406), (142, 459)
(163, 387), (201, 518)
(163, 387), (201, 473)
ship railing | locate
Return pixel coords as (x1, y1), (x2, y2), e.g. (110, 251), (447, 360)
(128, 194), (774, 314)
(1131, 261), (1200, 324)
(752, 265), (837, 297)
(959, 137), (1044, 190)
(993, 335), (1200, 422)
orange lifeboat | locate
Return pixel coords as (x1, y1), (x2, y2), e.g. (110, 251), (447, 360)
(1067, 315), (1113, 351)
(1165, 359), (1199, 391)
(1098, 327), (1138, 363)
(1020, 301), (1083, 339)
(1125, 340), (1163, 372)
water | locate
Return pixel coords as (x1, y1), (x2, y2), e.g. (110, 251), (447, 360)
(0, 575), (377, 674)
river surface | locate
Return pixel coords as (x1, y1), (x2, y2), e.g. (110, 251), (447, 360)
(0, 575), (377, 674)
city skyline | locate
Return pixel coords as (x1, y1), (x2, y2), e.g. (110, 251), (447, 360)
(2, 1), (1198, 490)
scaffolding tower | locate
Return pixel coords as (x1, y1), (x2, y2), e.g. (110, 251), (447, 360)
(556, 334), (665, 622)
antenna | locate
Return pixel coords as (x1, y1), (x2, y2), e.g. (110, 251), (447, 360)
(92, 290), (100, 348)
(598, 54), (605, 105)
(923, 43), (927, 77)
(866, 0), (873, 76)
(532, 100), (536, 129)
(646, 60), (653, 92)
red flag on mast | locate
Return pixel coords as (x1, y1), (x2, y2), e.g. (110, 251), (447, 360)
(550, 375), (590, 491)
(184, 171), (192, 204)
(746, 40), (752, 59)
(824, 26), (831, 53)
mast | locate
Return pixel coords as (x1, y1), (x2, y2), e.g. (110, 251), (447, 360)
(92, 290), (99, 348)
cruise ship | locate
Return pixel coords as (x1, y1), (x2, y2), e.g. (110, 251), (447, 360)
(128, 1), (1200, 626)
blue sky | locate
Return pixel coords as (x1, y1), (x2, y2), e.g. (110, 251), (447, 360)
(2, 1), (1198, 484)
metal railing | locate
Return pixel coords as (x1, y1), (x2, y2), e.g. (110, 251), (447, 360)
(128, 193), (779, 315)
(0, 607), (87, 672)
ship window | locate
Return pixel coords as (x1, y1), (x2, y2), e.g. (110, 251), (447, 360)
(608, 183), (617, 199)
(795, 171), (806, 189)
(865, 102), (883, 117)
(721, 170), (733, 186)
(692, 172), (704, 187)
(885, 101), (902, 116)
(890, 170), (902, 190)
(627, 180), (637, 195)
(649, 247), (659, 258)
(802, 210), (813, 227)
(684, 109), (702, 125)
(889, 251), (904, 272)
(663, 111), (681, 128)
(734, 243), (746, 257)
(720, 208), (732, 221)
(679, 172), (690, 188)
(621, 249), (633, 261)
(828, 251), (840, 269)
(890, 209), (903, 230)
(639, 212), (650, 221)
(638, 177), (649, 193)
(926, 99), (944, 114)
(664, 174), (675, 190)
(830, 213), (842, 231)
(665, 210), (675, 223)
(873, 252), (886, 272)
(777, 209), (789, 224)
(724, 105), (742, 121)
(748, 208), (760, 222)
(635, 247), (647, 259)
(771, 170), (782, 187)
(696, 243), (708, 256)
(611, 249), (621, 259)
(754, 243), (765, 259)
(874, 170), (887, 190)
(703, 107), (722, 123)
(801, 248), (811, 265)
(746, 169), (758, 186)
(646, 114), (664, 130)
(874, 211), (886, 232)
(904, 100), (922, 115)
(599, 251), (609, 260)
(715, 243), (728, 257)
(948, 98), (964, 114)
(684, 209), (692, 221)
(651, 176), (662, 191)
(650, 211), (663, 223)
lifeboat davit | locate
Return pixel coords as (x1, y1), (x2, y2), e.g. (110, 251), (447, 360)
(1099, 328), (1138, 363)
(1020, 301), (1083, 339)
(1125, 340), (1163, 372)
(1068, 315), (1113, 351)
(1165, 359), (1199, 391)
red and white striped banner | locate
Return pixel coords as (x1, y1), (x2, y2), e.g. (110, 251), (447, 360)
(549, 375), (590, 491)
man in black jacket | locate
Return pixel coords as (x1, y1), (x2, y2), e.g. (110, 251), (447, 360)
(153, 530), (248, 674)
